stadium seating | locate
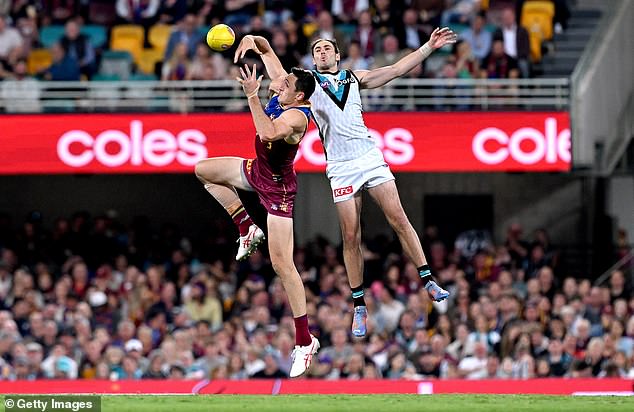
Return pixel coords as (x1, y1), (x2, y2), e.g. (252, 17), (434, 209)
(136, 48), (163, 75)
(39, 25), (65, 49)
(148, 24), (173, 55)
(521, 1), (556, 62)
(80, 25), (108, 49)
(110, 25), (145, 63)
(26, 49), (52, 75)
(99, 50), (134, 81)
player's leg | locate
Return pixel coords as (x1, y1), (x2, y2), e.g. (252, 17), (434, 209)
(367, 180), (449, 301)
(334, 194), (368, 337)
(267, 214), (319, 377)
(195, 157), (264, 260)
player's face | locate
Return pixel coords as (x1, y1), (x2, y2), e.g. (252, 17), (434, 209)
(277, 74), (303, 105)
(312, 40), (340, 71)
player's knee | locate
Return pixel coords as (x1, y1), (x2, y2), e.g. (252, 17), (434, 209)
(342, 229), (361, 247)
(389, 214), (411, 233)
(271, 258), (292, 278)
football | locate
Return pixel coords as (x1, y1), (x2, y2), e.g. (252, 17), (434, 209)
(206, 23), (235, 52)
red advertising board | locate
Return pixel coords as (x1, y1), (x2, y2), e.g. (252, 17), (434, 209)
(0, 112), (571, 174)
(0, 379), (630, 395)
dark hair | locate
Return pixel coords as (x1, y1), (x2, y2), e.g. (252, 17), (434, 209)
(310, 38), (340, 56)
(291, 67), (315, 100)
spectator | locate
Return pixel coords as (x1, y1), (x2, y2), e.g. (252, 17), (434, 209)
(341, 40), (369, 71)
(161, 42), (191, 81)
(453, 40), (479, 78)
(331, 0), (368, 24)
(351, 9), (377, 59)
(224, 0), (258, 28)
(183, 281), (222, 330)
(371, 34), (411, 70)
(115, 0), (160, 28)
(318, 327), (354, 366)
(458, 341), (488, 379)
(1, 59), (40, 113)
(460, 11), (491, 61)
(44, 0), (76, 24)
(411, 0), (444, 32)
(263, 0), (294, 28)
(441, 0), (481, 26)
(493, 8), (530, 78)
(142, 350), (167, 379)
(372, 0), (397, 38)
(59, 19), (95, 79)
(247, 15), (272, 43)
(164, 13), (201, 61)
(251, 351), (286, 378)
(158, 0), (188, 25)
(396, 8), (429, 51)
(609, 270), (629, 302)
(187, 42), (211, 80)
(465, 315), (500, 354)
(0, 15), (23, 61)
(269, 29), (299, 72)
(283, 18), (308, 57)
(311, 10), (347, 52)
(43, 42), (80, 81)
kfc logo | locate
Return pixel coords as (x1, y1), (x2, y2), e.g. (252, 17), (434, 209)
(57, 120), (208, 168)
(472, 118), (571, 165)
(334, 186), (353, 197)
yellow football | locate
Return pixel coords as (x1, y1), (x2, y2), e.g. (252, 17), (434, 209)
(206, 24), (235, 52)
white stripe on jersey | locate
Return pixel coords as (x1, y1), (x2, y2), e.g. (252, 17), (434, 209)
(310, 70), (376, 162)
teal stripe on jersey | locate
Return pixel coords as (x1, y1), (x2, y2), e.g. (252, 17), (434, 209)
(314, 71), (346, 101)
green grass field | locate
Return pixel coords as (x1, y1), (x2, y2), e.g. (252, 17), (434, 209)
(3, 394), (634, 412)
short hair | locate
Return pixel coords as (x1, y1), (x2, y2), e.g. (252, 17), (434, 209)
(291, 67), (315, 100)
(310, 38), (340, 56)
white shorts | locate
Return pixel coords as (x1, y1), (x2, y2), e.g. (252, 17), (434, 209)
(326, 147), (395, 203)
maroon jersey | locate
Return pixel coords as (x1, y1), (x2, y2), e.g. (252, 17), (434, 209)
(243, 95), (311, 218)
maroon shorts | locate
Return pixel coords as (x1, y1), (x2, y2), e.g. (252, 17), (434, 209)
(242, 159), (296, 218)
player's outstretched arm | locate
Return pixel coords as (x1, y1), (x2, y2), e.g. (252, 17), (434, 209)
(237, 64), (305, 143)
(354, 27), (457, 90)
(234, 35), (288, 81)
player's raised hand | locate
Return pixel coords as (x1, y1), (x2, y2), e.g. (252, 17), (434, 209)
(233, 35), (263, 63)
(427, 27), (458, 49)
(236, 64), (264, 98)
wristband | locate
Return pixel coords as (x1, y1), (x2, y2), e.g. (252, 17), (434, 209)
(419, 43), (433, 59)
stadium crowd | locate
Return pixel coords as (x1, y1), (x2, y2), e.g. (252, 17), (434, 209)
(0, 0), (573, 87)
(0, 209), (632, 381)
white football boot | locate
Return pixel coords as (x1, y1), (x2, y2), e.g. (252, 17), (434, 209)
(236, 224), (265, 261)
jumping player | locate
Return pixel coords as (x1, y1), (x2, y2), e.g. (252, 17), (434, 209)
(195, 64), (319, 377)
(234, 27), (457, 338)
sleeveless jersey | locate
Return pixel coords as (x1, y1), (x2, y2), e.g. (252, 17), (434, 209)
(243, 95), (310, 217)
(310, 69), (375, 162)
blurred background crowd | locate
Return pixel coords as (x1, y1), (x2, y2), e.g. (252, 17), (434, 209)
(0, 0), (573, 85)
(0, 208), (632, 381)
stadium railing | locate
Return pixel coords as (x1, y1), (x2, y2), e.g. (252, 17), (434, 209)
(0, 78), (570, 113)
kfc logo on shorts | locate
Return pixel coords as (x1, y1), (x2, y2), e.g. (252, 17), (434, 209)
(333, 185), (353, 197)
